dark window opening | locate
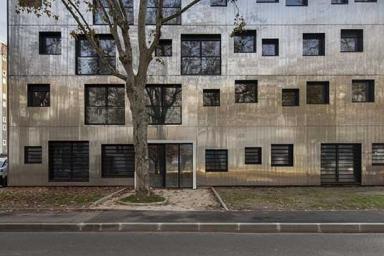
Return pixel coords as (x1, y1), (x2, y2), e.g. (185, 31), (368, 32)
(156, 39), (172, 57)
(102, 144), (135, 177)
(85, 84), (125, 125)
(203, 89), (220, 106)
(306, 81), (329, 104)
(341, 29), (363, 52)
(49, 141), (89, 182)
(210, 0), (227, 6)
(24, 146), (42, 164)
(234, 30), (257, 53)
(39, 32), (61, 55)
(146, 84), (182, 125)
(352, 80), (374, 103)
(76, 34), (116, 75)
(282, 89), (300, 106)
(355, 0), (377, 2)
(262, 39), (279, 56)
(372, 144), (384, 166)
(286, 0), (308, 5)
(206, 149), (228, 172)
(245, 147), (262, 165)
(303, 33), (325, 56)
(146, 0), (181, 25)
(332, 0), (348, 4)
(28, 84), (50, 107)
(93, 0), (134, 25)
(271, 144), (294, 167)
(18, 0), (42, 7)
(235, 80), (258, 103)
(181, 34), (221, 75)
(257, 0), (279, 2)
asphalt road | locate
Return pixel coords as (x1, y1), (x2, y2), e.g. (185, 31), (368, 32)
(0, 232), (383, 256)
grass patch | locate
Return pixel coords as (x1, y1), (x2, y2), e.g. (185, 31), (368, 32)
(120, 194), (166, 204)
(0, 187), (123, 209)
(216, 187), (384, 211)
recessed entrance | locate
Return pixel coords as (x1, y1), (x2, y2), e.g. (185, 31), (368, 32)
(148, 143), (193, 188)
(321, 144), (362, 185)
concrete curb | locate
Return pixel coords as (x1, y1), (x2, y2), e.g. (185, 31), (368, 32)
(1, 223), (384, 233)
(91, 188), (129, 207)
(211, 187), (229, 211)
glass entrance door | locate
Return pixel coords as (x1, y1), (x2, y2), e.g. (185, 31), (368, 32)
(149, 143), (193, 188)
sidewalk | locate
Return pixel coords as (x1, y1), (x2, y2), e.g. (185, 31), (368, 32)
(0, 210), (384, 233)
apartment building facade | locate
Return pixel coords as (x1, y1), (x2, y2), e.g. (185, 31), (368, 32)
(0, 42), (7, 155)
(8, 0), (384, 187)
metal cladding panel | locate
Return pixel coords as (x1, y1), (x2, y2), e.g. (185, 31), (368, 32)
(7, 0), (384, 186)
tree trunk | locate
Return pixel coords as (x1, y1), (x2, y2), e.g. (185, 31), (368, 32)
(127, 79), (150, 196)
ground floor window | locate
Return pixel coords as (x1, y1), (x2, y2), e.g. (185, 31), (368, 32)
(372, 144), (384, 166)
(245, 147), (262, 165)
(24, 146), (42, 164)
(205, 149), (228, 172)
(271, 144), (294, 167)
(49, 141), (89, 182)
(102, 144), (135, 178)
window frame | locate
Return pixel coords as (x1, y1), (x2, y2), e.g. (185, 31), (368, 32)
(271, 144), (294, 167)
(155, 39), (173, 57)
(27, 84), (50, 107)
(233, 30), (257, 54)
(341, 29), (363, 53)
(352, 80), (375, 103)
(303, 33), (325, 56)
(24, 146), (42, 164)
(203, 89), (221, 107)
(306, 81), (330, 105)
(262, 38), (279, 56)
(245, 147), (262, 165)
(372, 143), (384, 166)
(205, 149), (228, 172)
(146, 0), (182, 25)
(282, 88), (300, 107)
(286, 0), (308, 6)
(145, 84), (182, 125)
(181, 34), (222, 76)
(331, 0), (348, 4)
(210, 0), (228, 6)
(235, 80), (258, 104)
(75, 34), (116, 75)
(84, 84), (126, 125)
(39, 32), (62, 55)
(101, 144), (135, 178)
(93, 0), (134, 25)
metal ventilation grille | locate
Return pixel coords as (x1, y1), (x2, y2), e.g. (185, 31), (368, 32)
(102, 145), (135, 178)
(49, 141), (89, 182)
(205, 149), (228, 172)
(372, 144), (384, 166)
(271, 144), (293, 166)
(24, 146), (42, 164)
(245, 147), (262, 165)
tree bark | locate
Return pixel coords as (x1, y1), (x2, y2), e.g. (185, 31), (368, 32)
(127, 78), (150, 196)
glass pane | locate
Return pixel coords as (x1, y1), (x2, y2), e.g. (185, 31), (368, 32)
(164, 106), (181, 124)
(181, 57), (201, 75)
(163, 7), (181, 25)
(235, 83), (257, 103)
(303, 39), (321, 55)
(107, 107), (125, 124)
(99, 57), (116, 74)
(164, 86), (182, 107)
(77, 57), (98, 75)
(202, 41), (221, 56)
(201, 57), (221, 75)
(100, 39), (116, 56)
(234, 35), (255, 53)
(181, 41), (201, 57)
(180, 144), (193, 188)
(86, 107), (107, 124)
(32, 91), (50, 107)
(307, 84), (327, 104)
(87, 87), (106, 107)
(341, 38), (357, 52)
(145, 7), (157, 24)
(44, 36), (61, 55)
(108, 87), (125, 107)
(149, 145), (165, 188)
(166, 144), (179, 188)
(79, 40), (97, 57)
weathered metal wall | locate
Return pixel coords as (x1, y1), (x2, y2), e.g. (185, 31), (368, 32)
(8, 0), (384, 186)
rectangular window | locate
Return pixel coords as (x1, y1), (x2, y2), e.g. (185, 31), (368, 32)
(206, 149), (228, 172)
(181, 35), (221, 75)
(257, 0), (279, 2)
(18, 0), (42, 7)
(28, 84), (50, 107)
(49, 141), (89, 182)
(352, 80), (374, 103)
(24, 146), (42, 164)
(235, 80), (258, 103)
(341, 30), (363, 52)
(155, 39), (172, 57)
(271, 144), (294, 167)
(203, 89), (220, 106)
(282, 89), (300, 106)
(210, 0), (227, 6)
(372, 144), (384, 166)
(93, 0), (134, 25)
(39, 32), (61, 55)
(332, 0), (348, 4)
(262, 39), (279, 56)
(355, 0), (377, 2)
(245, 147), (262, 165)
(146, 0), (181, 25)
(286, 0), (308, 5)
(85, 85), (125, 125)
(76, 34), (116, 75)
(102, 144), (135, 177)
(146, 84), (182, 125)
(234, 30), (256, 53)
(303, 33), (325, 56)
(306, 81), (329, 104)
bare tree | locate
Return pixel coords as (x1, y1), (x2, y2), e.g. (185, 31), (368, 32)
(17, 0), (242, 197)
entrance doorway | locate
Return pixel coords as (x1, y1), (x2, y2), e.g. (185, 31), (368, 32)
(321, 144), (362, 185)
(148, 143), (193, 188)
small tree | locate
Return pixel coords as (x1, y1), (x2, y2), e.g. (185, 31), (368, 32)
(17, 0), (242, 197)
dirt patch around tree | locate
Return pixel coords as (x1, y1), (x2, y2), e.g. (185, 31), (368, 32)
(93, 188), (221, 211)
